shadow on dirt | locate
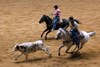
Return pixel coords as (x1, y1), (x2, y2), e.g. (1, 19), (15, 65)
(15, 52), (97, 63)
(15, 57), (50, 63)
(67, 52), (95, 60)
(68, 52), (82, 59)
(56, 52), (97, 62)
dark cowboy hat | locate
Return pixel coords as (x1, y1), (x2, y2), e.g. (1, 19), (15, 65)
(53, 5), (58, 9)
(69, 16), (74, 20)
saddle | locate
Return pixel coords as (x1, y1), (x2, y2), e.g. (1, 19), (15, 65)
(63, 31), (84, 45)
(71, 31), (84, 44)
(78, 31), (85, 40)
(52, 18), (63, 23)
(52, 19), (64, 30)
(57, 19), (63, 23)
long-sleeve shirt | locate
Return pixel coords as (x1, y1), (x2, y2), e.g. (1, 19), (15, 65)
(52, 8), (61, 17)
(70, 21), (78, 30)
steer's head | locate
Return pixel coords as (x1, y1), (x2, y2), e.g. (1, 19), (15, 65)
(12, 44), (19, 52)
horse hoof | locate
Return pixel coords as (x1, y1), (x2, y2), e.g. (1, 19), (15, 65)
(71, 52), (74, 54)
(45, 37), (47, 40)
(41, 35), (43, 38)
(49, 54), (52, 58)
(66, 51), (67, 53)
(73, 51), (79, 55)
(58, 53), (60, 56)
(15, 58), (17, 60)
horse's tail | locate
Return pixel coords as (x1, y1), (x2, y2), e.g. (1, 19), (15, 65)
(88, 32), (96, 37)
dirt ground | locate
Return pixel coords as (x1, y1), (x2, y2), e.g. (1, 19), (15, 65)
(0, 0), (100, 67)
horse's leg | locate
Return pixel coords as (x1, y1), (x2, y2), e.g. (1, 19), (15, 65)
(15, 52), (22, 60)
(72, 45), (78, 52)
(45, 30), (51, 40)
(58, 44), (64, 56)
(41, 28), (48, 38)
(66, 45), (73, 54)
(68, 45), (78, 54)
(75, 43), (84, 54)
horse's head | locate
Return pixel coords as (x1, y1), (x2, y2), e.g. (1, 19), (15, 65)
(39, 15), (46, 24)
(55, 28), (67, 40)
(39, 15), (52, 25)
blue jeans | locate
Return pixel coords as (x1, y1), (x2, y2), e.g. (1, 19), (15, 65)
(72, 30), (80, 45)
(53, 17), (60, 30)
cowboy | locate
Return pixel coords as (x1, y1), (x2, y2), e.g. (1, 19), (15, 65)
(69, 17), (81, 47)
(51, 5), (61, 31)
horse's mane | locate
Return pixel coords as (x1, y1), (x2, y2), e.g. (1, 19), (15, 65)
(59, 28), (72, 36)
(45, 15), (52, 22)
(59, 28), (67, 34)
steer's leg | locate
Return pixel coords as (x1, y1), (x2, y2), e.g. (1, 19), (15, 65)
(46, 47), (52, 57)
(42, 48), (51, 57)
(25, 52), (28, 60)
(58, 44), (64, 56)
(41, 29), (48, 38)
(15, 52), (22, 60)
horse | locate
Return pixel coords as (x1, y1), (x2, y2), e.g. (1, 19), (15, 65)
(39, 15), (69, 40)
(55, 28), (96, 56)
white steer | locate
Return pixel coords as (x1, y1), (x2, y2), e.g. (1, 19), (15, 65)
(12, 40), (51, 60)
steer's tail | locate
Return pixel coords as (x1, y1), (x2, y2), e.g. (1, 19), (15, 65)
(88, 32), (96, 37)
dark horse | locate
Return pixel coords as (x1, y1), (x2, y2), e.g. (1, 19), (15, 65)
(39, 15), (69, 40)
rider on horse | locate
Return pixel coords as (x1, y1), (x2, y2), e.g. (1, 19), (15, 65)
(51, 5), (61, 31)
(69, 17), (81, 47)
